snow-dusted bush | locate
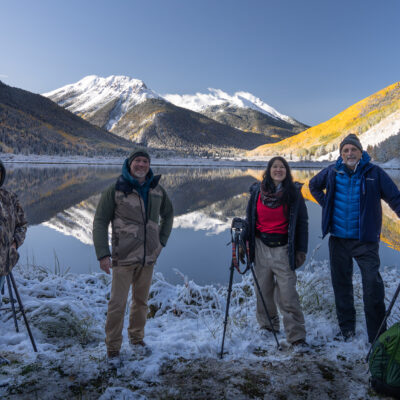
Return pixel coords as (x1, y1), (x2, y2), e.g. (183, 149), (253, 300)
(29, 300), (101, 344)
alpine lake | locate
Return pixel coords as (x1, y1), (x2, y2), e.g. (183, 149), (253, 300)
(5, 163), (400, 285)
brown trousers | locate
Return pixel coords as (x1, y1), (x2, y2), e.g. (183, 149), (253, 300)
(254, 238), (306, 343)
(105, 264), (154, 352)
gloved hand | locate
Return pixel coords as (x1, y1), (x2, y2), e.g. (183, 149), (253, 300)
(295, 251), (306, 268)
(238, 246), (246, 264)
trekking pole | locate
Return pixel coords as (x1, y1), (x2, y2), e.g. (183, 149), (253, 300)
(249, 262), (281, 350)
(366, 282), (400, 362)
(8, 272), (38, 352)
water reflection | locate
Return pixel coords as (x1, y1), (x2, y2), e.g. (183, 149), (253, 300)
(3, 164), (400, 284)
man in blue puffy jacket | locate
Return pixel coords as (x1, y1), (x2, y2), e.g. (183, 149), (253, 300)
(309, 134), (400, 343)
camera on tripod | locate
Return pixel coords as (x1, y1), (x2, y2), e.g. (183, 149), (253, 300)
(231, 217), (247, 231)
(220, 217), (281, 358)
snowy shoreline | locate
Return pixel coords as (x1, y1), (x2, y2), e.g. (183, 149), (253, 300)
(0, 260), (395, 399)
(1, 152), (400, 170)
(2, 152), (400, 170)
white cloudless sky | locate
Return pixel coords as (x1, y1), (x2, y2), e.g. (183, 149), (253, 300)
(1, 0), (399, 125)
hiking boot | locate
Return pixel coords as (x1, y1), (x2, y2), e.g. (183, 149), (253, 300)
(334, 331), (355, 342)
(291, 339), (309, 353)
(129, 340), (152, 357)
(292, 339), (308, 346)
(107, 350), (121, 368)
(261, 325), (280, 334)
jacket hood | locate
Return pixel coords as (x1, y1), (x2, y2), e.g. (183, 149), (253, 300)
(0, 160), (5, 187)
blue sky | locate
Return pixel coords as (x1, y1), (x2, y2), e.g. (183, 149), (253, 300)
(1, 0), (399, 125)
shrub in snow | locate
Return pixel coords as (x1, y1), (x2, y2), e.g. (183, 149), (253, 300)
(29, 300), (101, 345)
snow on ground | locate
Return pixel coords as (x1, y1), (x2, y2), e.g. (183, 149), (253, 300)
(382, 158), (400, 169)
(0, 258), (395, 399)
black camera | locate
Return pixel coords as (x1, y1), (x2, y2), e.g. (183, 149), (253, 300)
(231, 217), (247, 231)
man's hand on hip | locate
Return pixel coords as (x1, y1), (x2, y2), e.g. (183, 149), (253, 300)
(100, 257), (112, 274)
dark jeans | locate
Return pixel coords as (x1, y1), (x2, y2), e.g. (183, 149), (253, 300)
(329, 236), (386, 343)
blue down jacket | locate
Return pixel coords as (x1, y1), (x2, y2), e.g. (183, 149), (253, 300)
(244, 182), (308, 270)
(309, 152), (400, 242)
(330, 154), (366, 239)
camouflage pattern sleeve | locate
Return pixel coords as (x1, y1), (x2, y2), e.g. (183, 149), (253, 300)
(12, 193), (27, 248)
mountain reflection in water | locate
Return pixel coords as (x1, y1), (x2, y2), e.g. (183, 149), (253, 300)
(3, 164), (400, 284)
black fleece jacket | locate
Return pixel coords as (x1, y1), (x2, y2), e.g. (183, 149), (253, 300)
(244, 182), (308, 270)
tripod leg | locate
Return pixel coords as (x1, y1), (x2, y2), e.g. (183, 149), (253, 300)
(250, 265), (281, 350)
(220, 262), (235, 359)
(9, 272), (38, 352)
(6, 275), (19, 332)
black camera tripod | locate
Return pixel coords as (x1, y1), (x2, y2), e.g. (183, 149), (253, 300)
(220, 218), (281, 359)
(1, 271), (37, 352)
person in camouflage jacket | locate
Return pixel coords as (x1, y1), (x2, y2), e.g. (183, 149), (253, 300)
(0, 160), (27, 300)
(93, 149), (173, 361)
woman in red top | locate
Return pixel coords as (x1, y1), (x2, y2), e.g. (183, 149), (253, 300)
(244, 156), (308, 347)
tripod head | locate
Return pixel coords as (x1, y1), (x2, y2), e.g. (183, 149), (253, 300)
(230, 218), (250, 274)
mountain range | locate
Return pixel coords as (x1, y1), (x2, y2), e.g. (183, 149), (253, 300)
(44, 75), (308, 156)
(2, 75), (398, 161)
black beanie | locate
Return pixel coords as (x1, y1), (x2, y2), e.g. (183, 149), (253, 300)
(339, 134), (363, 153)
(128, 149), (151, 165)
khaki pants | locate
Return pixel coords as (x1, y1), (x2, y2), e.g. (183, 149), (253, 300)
(254, 238), (305, 343)
(105, 264), (154, 352)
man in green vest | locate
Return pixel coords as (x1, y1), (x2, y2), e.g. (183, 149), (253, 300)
(93, 149), (174, 363)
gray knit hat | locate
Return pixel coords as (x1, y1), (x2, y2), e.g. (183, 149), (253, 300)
(128, 148), (151, 165)
(339, 134), (363, 153)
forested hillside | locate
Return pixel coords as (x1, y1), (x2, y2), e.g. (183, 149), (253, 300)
(0, 81), (134, 156)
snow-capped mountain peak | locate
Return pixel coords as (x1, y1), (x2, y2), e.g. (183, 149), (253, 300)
(43, 75), (161, 130)
(164, 88), (294, 123)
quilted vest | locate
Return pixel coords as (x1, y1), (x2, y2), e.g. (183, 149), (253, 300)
(331, 167), (361, 239)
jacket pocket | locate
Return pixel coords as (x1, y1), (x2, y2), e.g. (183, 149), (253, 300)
(118, 230), (143, 263)
(145, 223), (162, 265)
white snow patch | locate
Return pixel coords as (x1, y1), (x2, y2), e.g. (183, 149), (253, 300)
(359, 109), (400, 148)
(164, 88), (295, 123)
